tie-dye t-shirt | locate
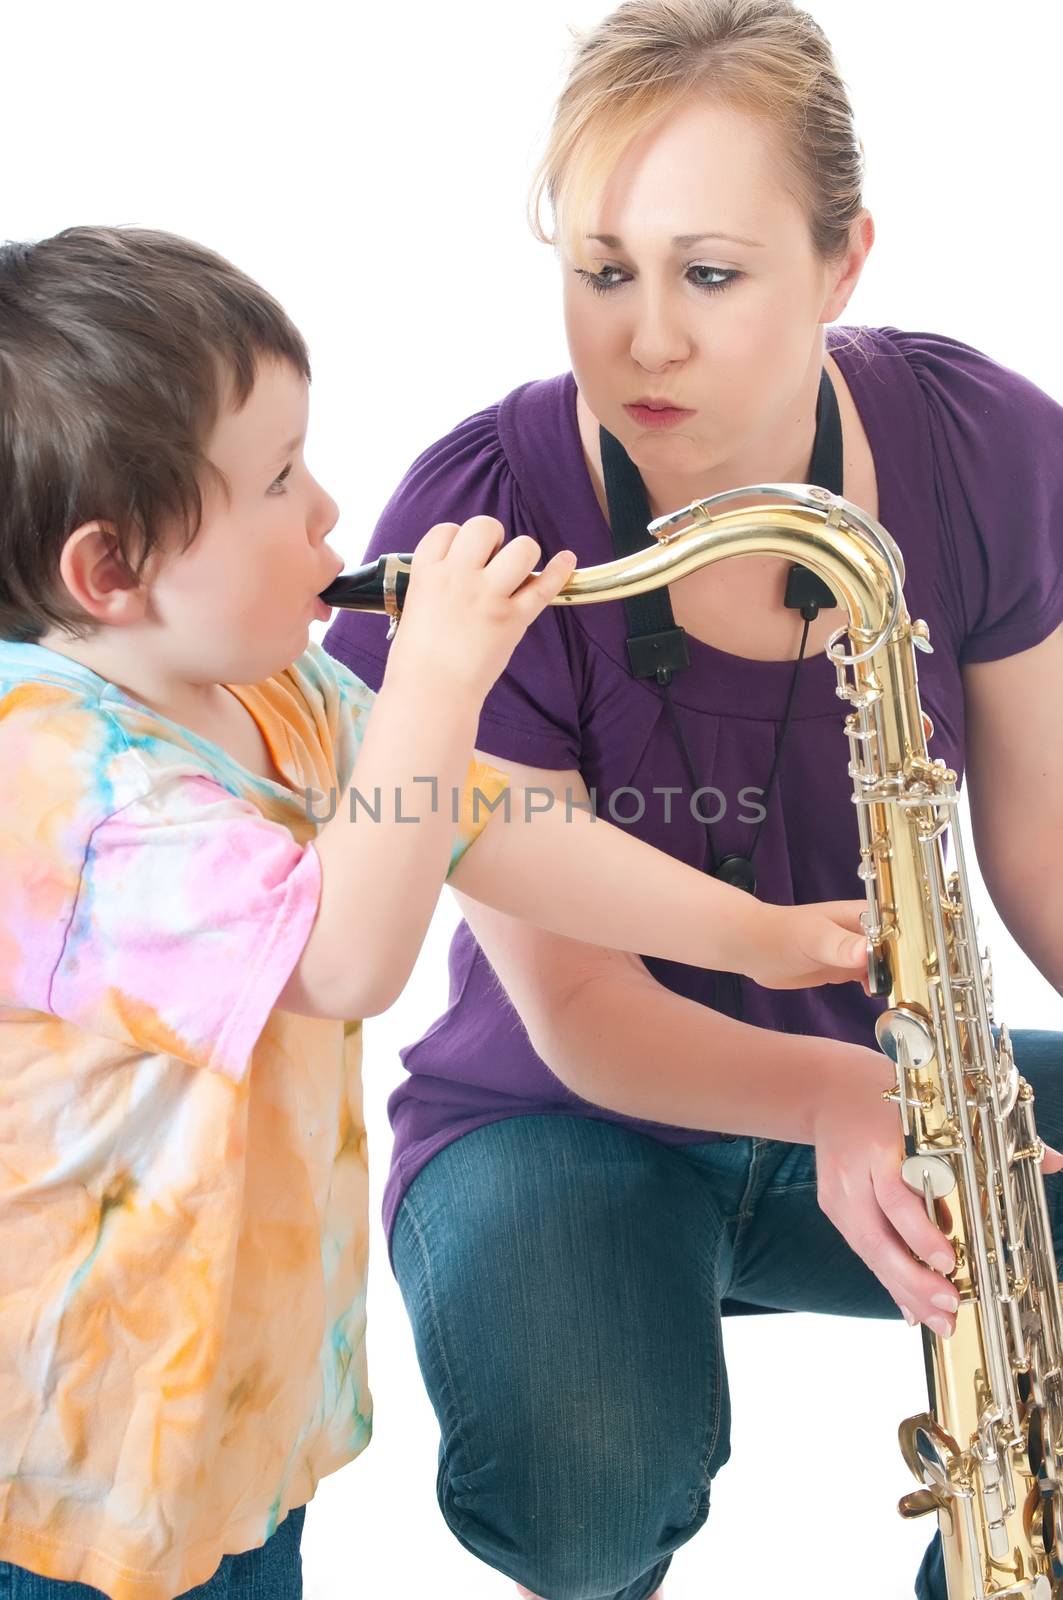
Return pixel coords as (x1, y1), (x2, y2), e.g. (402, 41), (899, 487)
(0, 639), (505, 1600)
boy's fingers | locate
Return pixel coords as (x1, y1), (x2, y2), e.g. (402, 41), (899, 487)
(483, 534), (545, 594)
(1042, 1144), (1063, 1175)
(516, 549), (577, 608)
(841, 932), (869, 968)
(449, 515), (506, 565)
(815, 899), (868, 936)
(805, 915), (867, 973)
(413, 521), (462, 564)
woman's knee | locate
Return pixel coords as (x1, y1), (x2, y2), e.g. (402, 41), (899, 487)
(437, 1416), (726, 1600)
(390, 1119), (731, 1595)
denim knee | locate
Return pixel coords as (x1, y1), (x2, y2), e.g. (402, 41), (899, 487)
(435, 1413), (727, 1600)
(391, 1116), (735, 1600)
(418, 1229), (732, 1600)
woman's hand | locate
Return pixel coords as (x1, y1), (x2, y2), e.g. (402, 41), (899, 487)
(386, 516), (576, 701)
(738, 898), (869, 990)
(811, 1045), (963, 1332)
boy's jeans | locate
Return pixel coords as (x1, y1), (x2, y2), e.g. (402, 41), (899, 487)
(392, 1031), (1063, 1600)
(0, 1507), (305, 1600)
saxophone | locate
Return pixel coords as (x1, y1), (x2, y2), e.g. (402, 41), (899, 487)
(322, 484), (1063, 1598)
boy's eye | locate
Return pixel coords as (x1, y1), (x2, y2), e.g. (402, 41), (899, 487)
(268, 463), (293, 495)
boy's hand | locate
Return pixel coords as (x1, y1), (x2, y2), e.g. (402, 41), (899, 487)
(738, 898), (869, 990)
(386, 517), (576, 700)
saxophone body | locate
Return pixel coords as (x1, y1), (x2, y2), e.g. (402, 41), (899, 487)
(323, 484), (1063, 1597)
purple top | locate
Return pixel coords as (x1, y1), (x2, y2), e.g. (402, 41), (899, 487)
(324, 326), (1063, 1245)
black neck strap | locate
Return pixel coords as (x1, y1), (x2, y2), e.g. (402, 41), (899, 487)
(597, 366), (844, 916)
(600, 366), (844, 685)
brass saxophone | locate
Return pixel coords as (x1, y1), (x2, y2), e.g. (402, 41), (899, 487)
(323, 484), (1063, 1598)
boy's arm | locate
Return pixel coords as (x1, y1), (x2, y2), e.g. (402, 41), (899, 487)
(284, 509), (863, 1020)
(281, 513), (577, 1022)
(276, 673), (491, 1020)
(447, 756), (866, 991)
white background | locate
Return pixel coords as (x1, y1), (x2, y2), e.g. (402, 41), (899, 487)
(6, 2), (1063, 1595)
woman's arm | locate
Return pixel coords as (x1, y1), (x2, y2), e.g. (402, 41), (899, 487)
(450, 752), (974, 1333)
(963, 624), (1063, 995)
(454, 884), (865, 1143)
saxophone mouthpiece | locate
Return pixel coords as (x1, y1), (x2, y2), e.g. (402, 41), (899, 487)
(319, 554), (415, 615)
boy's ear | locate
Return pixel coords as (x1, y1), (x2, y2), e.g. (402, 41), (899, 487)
(58, 521), (153, 625)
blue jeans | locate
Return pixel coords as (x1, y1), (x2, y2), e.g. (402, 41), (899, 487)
(392, 1030), (1063, 1600)
(0, 1507), (305, 1599)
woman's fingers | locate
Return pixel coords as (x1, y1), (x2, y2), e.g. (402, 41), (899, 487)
(1042, 1144), (1063, 1175)
(871, 1165), (959, 1332)
(822, 1179), (958, 1333)
(873, 1163), (955, 1273)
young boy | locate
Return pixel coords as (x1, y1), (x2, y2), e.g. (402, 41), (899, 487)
(0, 227), (867, 1600)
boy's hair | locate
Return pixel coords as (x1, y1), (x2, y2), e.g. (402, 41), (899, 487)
(0, 226), (311, 643)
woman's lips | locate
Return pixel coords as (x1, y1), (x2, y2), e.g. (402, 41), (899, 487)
(623, 403), (695, 430)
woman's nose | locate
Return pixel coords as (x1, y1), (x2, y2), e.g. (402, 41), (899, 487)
(629, 291), (692, 372)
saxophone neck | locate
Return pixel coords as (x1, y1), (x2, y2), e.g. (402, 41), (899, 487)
(558, 484), (906, 659)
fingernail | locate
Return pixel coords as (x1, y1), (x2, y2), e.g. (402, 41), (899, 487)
(927, 1313), (953, 1337)
(899, 1304), (916, 1326)
(929, 1253), (954, 1274)
(931, 1292), (960, 1313)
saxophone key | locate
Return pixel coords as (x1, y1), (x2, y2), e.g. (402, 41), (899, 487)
(901, 1152), (958, 1202)
(876, 1006), (937, 1071)
(898, 1487), (942, 1519)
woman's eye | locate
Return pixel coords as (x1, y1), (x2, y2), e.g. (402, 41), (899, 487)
(268, 464), (293, 495)
(688, 265), (739, 293)
(574, 263), (739, 297)
(574, 265), (630, 296)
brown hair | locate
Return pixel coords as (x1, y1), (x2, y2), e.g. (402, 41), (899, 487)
(0, 226), (311, 643)
(530, 0), (864, 263)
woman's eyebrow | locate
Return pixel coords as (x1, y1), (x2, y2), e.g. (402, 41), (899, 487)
(586, 231), (766, 248)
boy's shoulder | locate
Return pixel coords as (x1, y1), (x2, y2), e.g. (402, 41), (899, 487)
(0, 639), (379, 827)
(0, 646), (157, 1013)
(0, 642), (154, 818)
(0, 636), (238, 776)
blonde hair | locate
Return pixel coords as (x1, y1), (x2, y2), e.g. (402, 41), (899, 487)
(531, 0), (864, 263)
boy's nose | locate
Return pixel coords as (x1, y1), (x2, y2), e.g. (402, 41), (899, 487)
(313, 485), (341, 541)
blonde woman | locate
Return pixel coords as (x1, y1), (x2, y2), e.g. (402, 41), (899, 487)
(325, 3), (1063, 1597)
